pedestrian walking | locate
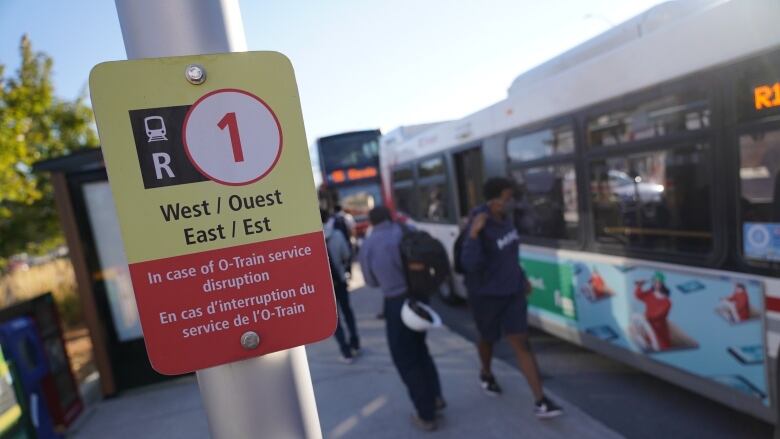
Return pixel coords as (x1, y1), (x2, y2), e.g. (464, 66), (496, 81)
(334, 204), (357, 281)
(322, 209), (360, 363)
(460, 177), (563, 418)
(359, 206), (445, 431)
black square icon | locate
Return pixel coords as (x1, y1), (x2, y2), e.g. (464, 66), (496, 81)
(129, 105), (209, 189)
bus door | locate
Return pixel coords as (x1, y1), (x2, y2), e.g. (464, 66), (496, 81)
(453, 147), (484, 222)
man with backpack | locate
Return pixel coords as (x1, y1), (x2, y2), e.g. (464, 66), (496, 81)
(359, 206), (445, 431)
(460, 177), (563, 418)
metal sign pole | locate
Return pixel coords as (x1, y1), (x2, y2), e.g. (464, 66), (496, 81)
(112, 1), (323, 437)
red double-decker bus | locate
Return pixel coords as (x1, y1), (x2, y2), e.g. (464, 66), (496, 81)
(317, 130), (382, 237)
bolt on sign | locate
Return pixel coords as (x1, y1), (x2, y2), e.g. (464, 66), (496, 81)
(89, 52), (337, 375)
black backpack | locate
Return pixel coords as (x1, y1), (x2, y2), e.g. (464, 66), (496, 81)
(452, 229), (467, 275)
(332, 216), (351, 246)
(399, 224), (451, 298)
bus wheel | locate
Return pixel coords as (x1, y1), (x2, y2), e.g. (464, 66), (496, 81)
(438, 277), (464, 306)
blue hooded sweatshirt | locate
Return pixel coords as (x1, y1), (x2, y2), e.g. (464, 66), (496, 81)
(460, 205), (526, 297)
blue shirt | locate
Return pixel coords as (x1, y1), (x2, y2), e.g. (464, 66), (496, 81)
(460, 205), (526, 297)
(359, 221), (407, 298)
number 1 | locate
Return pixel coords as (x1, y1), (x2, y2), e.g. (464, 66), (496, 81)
(217, 112), (245, 162)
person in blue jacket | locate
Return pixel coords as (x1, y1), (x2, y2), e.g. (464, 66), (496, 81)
(460, 177), (563, 418)
(359, 206), (444, 431)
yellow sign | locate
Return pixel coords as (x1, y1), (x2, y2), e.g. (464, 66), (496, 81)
(90, 52), (325, 262)
(89, 52), (336, 374)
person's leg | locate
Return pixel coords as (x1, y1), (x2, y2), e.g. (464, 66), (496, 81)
(334, 279), (359, 349)
(415, 298), (442, 400)
(385, 296), (437, 422)
(377, 298), (385, 320)
(469, 295), (501, 388)
(331, 279), (351, 358)
(506, 333), (543, 400)
(477, 340), (494, 376)
(419, 331), (443, 401)
(333, 317), (351, 360)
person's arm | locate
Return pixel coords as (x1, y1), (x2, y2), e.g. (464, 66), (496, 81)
(520, 267), (533, 296)
(334, 232), (350, 266)
(634, 282), (648, 300)
(460, 213), (488, 273)
(359, 240), (379, 288)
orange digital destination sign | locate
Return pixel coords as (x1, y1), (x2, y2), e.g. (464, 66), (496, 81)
(328, 166), (378, 183)
(754, 82), (780, 110)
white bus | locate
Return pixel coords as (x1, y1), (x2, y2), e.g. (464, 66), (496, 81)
(379, 0), (780, 423)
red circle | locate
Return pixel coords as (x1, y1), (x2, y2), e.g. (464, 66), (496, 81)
(182, 88), (284, 186)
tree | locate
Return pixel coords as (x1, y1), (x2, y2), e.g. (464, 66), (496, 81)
(0, 35), (99, 266)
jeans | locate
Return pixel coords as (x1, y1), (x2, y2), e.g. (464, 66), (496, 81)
(333, 278), (358, 354)
(384, 295), (442, 421)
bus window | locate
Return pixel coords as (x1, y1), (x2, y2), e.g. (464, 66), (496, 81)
(393, 185), (416, 219)
(416, 156), (452, 223)
(454, 148), (484, 221)
(511, 165), (578, 241)
(587, 92), (710, 148)
(418, 157), (445, 178)
(392, 167), (413, 182)
(507, 126), (574, 162)
(392, 166), (416, 219)
(418, 182), (449, 222)
(321, 137), (379, 170)
(739, 128), (780, 263)
(589, 144), (713, 255)
(337, 183), (382, 222)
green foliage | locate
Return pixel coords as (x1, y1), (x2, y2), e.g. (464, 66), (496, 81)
(0, 35), (98, 265)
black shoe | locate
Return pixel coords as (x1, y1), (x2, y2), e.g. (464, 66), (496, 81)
(534, 396), (563, 419)
(435, 396), (447, 411)
(480, 372), (502, 396)
(339, 346), (354, 364)
(411, 414), (437, 432)
(349, 336), (361, 355)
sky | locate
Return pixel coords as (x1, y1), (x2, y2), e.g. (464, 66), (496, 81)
(0, 0), (667, 177)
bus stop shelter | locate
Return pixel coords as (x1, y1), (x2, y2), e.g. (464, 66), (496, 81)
(34, 148), (172, 396)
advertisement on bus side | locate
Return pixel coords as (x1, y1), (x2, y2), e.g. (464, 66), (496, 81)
(522, 251), (768, 404)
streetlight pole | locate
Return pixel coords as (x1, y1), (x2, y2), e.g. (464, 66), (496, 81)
(112, 1), (323, 437)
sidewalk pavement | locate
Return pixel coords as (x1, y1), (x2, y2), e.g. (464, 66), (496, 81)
(68, 280), (623, 438)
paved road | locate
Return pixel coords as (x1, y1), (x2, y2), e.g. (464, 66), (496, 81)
(429, 296), (775, 439)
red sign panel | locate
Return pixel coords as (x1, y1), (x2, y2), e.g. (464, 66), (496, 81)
(128, 232), (335, 374)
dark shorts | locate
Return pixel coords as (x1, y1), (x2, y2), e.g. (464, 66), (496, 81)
(469, 293), (528, 342)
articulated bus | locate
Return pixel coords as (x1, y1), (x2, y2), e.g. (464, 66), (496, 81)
(379, 0), (780, 423)
(317, 130), (382, 236)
